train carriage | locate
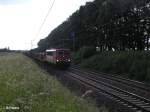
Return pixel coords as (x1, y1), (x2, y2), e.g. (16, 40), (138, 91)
(45, 49), (71, 67)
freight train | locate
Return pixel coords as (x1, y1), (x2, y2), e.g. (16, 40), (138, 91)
(29, 48), (71, 68)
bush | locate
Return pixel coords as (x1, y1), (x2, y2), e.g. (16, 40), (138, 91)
(76, 51), (150, 83)
(72, 46), (96, 64)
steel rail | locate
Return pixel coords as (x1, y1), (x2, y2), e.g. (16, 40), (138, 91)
(64, 71), (150, 112)
(70, 66), (150, 92)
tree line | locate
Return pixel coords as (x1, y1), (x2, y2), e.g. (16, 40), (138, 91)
(33, 0), (150, 52)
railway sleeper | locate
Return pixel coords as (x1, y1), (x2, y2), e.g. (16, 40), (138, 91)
(130, 107), (138, 111)
(141, 105), (150, 108)
(120, 96), (136, 99)
(127, 99), (143, 102)
(135, 102), (150, 106)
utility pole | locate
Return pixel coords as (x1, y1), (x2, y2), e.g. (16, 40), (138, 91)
(73, 37), (75, 51)
(62, 39), (72, 49)
(70, 32), (76, 51)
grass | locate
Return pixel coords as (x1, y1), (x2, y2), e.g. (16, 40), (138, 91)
(73, 51), (150, 83)
(0, 53), (104, 112)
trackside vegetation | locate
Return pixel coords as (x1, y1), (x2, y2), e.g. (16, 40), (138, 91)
(35, 0), (150, 52)
(0, 53), (105, 112)
(73, 48), (150, 83)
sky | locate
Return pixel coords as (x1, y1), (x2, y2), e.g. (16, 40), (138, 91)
(0, 0), (93, 50)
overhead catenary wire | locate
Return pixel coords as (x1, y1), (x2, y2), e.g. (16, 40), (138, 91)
(31, 1), (149, 49)
(31, 0), (56, 49)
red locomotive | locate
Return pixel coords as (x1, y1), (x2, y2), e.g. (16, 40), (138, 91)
(33, 49), (71, 67)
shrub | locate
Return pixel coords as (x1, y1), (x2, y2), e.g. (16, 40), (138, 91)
(75, 51), (150, 83)
(72, 46), (96, 64)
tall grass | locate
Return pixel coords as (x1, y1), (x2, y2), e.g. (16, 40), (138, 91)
(75, 51), (150, 83)
(0, 53), (102, 112)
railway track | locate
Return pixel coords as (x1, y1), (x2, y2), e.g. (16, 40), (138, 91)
(70, 66), (150, 99)
(27, 56), (150, 112)
(63, 69), (150, 112)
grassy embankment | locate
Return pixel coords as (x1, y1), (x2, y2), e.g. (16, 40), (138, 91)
(73, 48), (150, 83)
(0, 53), (105, 112)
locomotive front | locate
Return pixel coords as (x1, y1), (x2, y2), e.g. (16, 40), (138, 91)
(45, 49), (71, 67)
(56, 49), (71, 66)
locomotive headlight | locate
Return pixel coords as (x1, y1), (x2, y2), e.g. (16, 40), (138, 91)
(56, 60), (59, 62)
(68, 59), (71, 62)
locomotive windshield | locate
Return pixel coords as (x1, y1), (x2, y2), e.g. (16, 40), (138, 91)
(58, 51), (63, 55)
(57, 50), (70, 56)
(47, 52), (53, 56)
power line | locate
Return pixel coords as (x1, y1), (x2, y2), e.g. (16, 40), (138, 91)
(32, 0), (56, 44)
